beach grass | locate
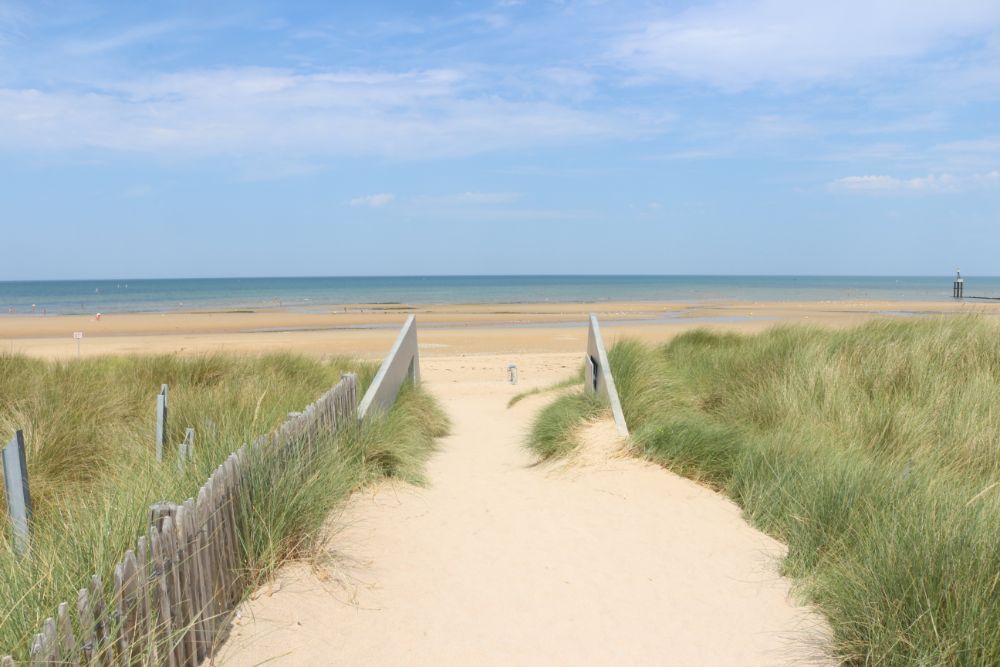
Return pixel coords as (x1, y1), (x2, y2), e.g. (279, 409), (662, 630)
(507, 368), (584, 408)
(0, 352), (447, 658)
(526, 316), (1000, 666)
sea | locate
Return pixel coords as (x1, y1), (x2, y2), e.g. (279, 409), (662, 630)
(0, 276), (995, 316)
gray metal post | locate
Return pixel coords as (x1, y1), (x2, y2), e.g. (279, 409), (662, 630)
(177, 427), (194, 469)
(155, 384), (168, 462)
(2, 431), (33, 557)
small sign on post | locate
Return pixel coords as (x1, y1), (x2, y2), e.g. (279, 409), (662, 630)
(507, 363), (518, 385)
(72, 331), (83, 358)
(2, 431), (33, 557)
(155, 384), (169, 462)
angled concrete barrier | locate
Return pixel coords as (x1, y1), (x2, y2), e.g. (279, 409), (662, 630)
(584, 314), (629, 436)
(358, 315), (420, 420)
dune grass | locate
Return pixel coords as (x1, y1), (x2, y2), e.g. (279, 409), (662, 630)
(525, 391), (606, 460)
(527, 316), (1000, 666)
(0, 352), (447, 658)
(506, 369), (584, 408)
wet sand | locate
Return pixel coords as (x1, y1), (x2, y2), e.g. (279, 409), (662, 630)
(2, 299), (996, 360)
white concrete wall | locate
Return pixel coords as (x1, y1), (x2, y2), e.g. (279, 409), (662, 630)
(584, 314), (629, 436)
(357, 315), (420, 420)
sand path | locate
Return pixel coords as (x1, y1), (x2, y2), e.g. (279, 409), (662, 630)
(217, 353), (832, 666)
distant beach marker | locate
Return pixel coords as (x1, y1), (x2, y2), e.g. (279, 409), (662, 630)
(507, 363), (518, 384)
(72, 331), (83, 357)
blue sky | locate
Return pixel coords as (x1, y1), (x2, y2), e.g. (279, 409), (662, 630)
(1, 0), (999, 279)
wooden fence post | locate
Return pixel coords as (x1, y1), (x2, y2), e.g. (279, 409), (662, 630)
(2, 431), (32, 557)
(156, 385), (169, 463)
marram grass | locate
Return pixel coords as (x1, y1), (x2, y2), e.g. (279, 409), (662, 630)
(0, 352), (447, 659)
(527, 316), (1000, 666)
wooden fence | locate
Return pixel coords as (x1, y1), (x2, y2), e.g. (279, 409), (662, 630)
(2, 373), (359, 666)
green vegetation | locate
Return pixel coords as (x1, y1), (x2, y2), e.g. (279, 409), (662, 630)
(525, 391), (605, 459)
(507, 368), (584, 408)
(527, 317), (1000, 666)
(0, 353), (447, 657)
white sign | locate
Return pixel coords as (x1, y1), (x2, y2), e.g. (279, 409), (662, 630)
(73, 331), (84, 340)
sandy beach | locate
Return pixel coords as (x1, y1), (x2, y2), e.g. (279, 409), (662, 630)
(2, 299), (997, 360)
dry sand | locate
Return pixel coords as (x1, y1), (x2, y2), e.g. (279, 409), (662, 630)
(3, 298), (998, 360)
(215, 353), (833, 666)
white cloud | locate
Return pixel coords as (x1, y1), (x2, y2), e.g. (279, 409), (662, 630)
(350, 193), (394, 208)
(0, 67), (641, 159)
(613, 0), (1000, 90)
(831, 171), (1000, 193)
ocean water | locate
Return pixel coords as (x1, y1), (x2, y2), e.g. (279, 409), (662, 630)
(0, 276), (995, 315)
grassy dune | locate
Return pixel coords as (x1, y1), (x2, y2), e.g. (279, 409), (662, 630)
(528, 316), (1000, 665)
(0, 353), (447, 657)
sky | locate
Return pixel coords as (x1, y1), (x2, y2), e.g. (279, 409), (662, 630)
(1, 0), (999, 279)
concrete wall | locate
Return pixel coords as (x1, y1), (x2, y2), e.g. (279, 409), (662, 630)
(357, 315), (420, 420)
(584, 314), (629, 436)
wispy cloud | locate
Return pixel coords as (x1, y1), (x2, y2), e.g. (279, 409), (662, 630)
(831, 171), (1000, 193)
(418, 191), (520, 205)
(613, 0), (1000, 90)
(350, 193), (394, 207)
(0, 1), (28, 46)
(0, 66), (642, 159)
(64, 20), (187, 55)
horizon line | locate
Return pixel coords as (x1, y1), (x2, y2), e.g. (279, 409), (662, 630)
(0, 273), (984, 284)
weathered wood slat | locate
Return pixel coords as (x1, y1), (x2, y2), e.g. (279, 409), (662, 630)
(56, 602), (76, 667)
(112, 562), (126, 660)
(211, 469), (229, 610)
(149, 526), (176, 667)
(223, 456), (242, 605)
(27, 635), (42, 666)
(89, 575), (110, 665)
(195, 484), (218, 657)
(76, 588), (94, 666)
(119, 550), (143, 663)
(158, 515), (187, 667)
(182, 497), (210, 661)
(42, 617), (57, 662)
(135, 536), (152, 661)
(170, 506), (197, 667)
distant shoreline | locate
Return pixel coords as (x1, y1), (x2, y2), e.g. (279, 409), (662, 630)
(1, 274), (995, 316)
